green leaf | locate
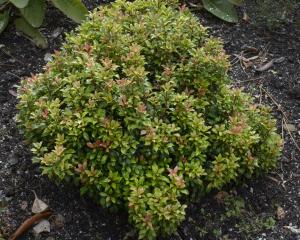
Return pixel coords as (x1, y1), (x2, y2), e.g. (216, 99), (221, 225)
(202, 0), (239, 23)
(9, 0), (29, 8)
(20, 0), (46, 28)
(0, 0), (8, 4)
(50, 0), (88, 23)
(14, 18), (48, 48)
(0, 9), (9, 34)
(227, 0), (243, 6)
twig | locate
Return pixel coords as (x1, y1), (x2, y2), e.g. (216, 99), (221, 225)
(9, 210), (52, 240)
(6, 71), (21, 80)
(259, 85), (262, 104)
(0, 49), (24, 65)
(281, 118), (284, 149)
(234, 77), (263, 85)
(260, 86), (300, 153)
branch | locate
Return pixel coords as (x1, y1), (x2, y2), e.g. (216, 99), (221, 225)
(9, 210), (52, 240)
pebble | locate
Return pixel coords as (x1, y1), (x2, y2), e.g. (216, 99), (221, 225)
(53, 214), (65, 229)
(8, 153), (18, 166)
(44, 53), (53, 62)
(4, 187), (15, 197)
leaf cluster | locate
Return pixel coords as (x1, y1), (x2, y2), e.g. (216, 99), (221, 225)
(201, 0), (243, 23)
(16, 0), (282, 238)
(0, 0), (88, 48)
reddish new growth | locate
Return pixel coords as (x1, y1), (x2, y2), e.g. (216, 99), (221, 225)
(82, 43), (93, 55)
(86, 140), (111, 150)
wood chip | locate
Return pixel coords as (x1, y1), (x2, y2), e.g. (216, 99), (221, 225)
(276, 206), (285, 220)
(256, 59), (274, 72)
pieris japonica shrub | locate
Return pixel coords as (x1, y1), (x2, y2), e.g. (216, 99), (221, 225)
(17, 0), (282, 238)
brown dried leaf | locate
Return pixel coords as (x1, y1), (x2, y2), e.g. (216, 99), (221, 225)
(214, 191), (229, 205)
(86, 142), (95, 149)
(242, 60), (253, 69)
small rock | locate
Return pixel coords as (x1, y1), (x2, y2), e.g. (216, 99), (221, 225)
(52, 214), (65, 229)
(52, 27), (63, 38)
(288, 84), (300, 99)
(20, 201), (28, 210)
(8, 153), (18, 166)
(46, 237), (55, 240)
(284, 225), (300, 234)
(273, 79), (284, 89)
(44, 53), (53, 62)
(4, 187), (15, 197)
(8, 58), (16, 63)
(8, 89), (17, 97)
(33, 220), (50, 235)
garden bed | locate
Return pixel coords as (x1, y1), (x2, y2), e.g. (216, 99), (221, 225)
(0, 1), (299, 239)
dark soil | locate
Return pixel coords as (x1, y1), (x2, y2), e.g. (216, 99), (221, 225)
(0, 1), (300, 240)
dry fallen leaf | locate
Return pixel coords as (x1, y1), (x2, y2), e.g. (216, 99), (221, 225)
(31, 191), (49, 214)
(214, 191), (229, 205)
(276, 206), (285, 220)
(242, 11), (250, 22)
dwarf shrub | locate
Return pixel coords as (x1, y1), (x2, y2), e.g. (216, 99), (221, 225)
(17, 0), (282, 238)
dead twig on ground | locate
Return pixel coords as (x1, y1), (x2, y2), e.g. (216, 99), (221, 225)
(260, 86), (300, 153)
(233, 77), (263, 85)
(9, 210), (52, 240)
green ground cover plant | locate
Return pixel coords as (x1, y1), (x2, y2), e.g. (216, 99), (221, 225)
(16, 0), (282, 238)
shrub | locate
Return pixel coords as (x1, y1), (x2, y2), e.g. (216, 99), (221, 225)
(16, 0), (282, 238)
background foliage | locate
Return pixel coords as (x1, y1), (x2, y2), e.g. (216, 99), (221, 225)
(0, 0), (88, 48)
(254, 0), (299, 29)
